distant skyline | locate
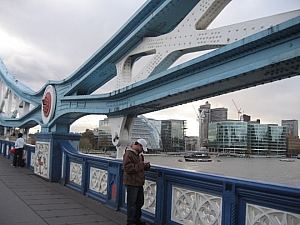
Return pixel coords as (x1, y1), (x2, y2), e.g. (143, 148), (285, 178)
(0, 0), (299, 136)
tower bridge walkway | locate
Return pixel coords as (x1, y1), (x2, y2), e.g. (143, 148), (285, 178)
(0, 1), (300, 223)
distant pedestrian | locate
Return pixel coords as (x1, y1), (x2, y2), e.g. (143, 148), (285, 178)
(12, 133), (25, 168)
(123, 139), (150, 225)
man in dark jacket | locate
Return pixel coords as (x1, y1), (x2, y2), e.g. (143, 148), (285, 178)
(123, 139), (150, 225)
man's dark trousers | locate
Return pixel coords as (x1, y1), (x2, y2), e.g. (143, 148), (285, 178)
(126, 185), (144, 225)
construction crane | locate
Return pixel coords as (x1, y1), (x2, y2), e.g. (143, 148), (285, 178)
(232, 99), (242, 120)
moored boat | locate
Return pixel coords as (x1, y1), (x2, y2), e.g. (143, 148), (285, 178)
(184, 153), (212, 162)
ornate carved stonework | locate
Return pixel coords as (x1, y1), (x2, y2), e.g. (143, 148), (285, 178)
(124, 179), (157, 214)
(89, 167), (107, 195)
(70, 162), (82, 185)
(171, 186), (222, 225)
(246, 203), (300, 225)
(32, 141), (50, 179)
(142, 180), (157, 214)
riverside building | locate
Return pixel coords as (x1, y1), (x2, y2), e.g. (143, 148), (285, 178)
(208, 120), (287, 155)
(281, 119), (298, 136)
(160, 119), (187, 152)
(199, 101), (228, 147)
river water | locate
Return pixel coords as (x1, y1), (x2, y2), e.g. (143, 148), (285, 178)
(143, 155), (300, 187)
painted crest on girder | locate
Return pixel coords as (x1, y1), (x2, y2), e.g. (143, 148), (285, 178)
(42, 85), (56, 124)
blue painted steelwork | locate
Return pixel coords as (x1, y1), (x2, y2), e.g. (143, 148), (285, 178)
(1, 139), (299, 225)
(0, 0), (299, 133)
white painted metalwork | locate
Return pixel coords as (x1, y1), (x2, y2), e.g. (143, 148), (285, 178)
(70, 162), (82, 185)
(246, 203), (300, 225)
(142, 179), (157, 214)
(171, 186), (222, 225)
(89, 167), (107, 195)
(111, 0), (300, 158)
(110, 116), (136, 159)
(116, 2), (300, 89)
(32, 141), (50, 179)
(0, 59), (35, 125)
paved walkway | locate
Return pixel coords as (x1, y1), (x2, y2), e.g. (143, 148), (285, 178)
(0, 156), (127, 225)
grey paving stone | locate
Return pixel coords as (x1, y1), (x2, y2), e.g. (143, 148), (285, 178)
(0, 156), (128, 225)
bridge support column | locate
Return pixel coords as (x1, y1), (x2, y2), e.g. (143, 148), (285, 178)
(34, 132), (81, 182)
(4, 127), (10, 140)
(109, 116), (136, 159)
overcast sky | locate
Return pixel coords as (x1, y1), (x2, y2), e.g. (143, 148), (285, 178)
(0, 0), (299, 135)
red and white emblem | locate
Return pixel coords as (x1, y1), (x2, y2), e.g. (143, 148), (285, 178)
(42, 85), (56, 124)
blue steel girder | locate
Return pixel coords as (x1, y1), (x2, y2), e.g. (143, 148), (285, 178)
(63, 0), (221, 96)
(0, 60), (43, 128)
(58, 16), (300, 122)
(0, 105), (41, 128)
(0, 0), (299, 132)
(0, 60), (43, 105)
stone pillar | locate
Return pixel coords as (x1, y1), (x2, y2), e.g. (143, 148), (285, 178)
(34, 132), (81, 182)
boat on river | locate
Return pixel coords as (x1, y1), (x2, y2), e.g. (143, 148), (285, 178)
(184, 153), (212, 162)
(280, 158), (295, 162)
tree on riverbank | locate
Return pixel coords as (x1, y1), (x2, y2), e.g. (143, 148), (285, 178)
(79, 129), (95, 153)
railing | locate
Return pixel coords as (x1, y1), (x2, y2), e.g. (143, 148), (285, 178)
(1, 138), (299, 225)
(0, 139), (35, 169)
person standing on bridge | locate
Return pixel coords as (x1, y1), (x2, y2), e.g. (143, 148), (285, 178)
(12, 133), (25, 168)
(123, 138), (150, 225)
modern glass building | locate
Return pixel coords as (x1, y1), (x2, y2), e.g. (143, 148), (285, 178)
(268, 125), (287, 155)
(161, 120), (187, 152)
(198, 101), (228, 146)
(98, 116), (163, 152)
(98, 118), (114, 151)
(247, 123), (269, 155)
(208, 121), (287, 155)
(131, 116), (162, 151)
(208, 121), (247, 153)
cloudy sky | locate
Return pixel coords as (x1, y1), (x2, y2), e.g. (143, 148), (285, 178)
(0, 0), (299, 135)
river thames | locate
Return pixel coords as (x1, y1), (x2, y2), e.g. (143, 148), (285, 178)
(143, 155), (300, 187)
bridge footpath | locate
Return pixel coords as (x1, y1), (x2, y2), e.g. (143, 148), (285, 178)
(0, 156), (127, 225)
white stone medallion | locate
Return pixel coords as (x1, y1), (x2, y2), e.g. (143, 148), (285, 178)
(42, 85), (56, 124)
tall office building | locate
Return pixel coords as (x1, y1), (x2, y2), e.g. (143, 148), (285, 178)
(199, 102), (211, 142)
(98, 118), (114, 151)
(198, 101), (228, 144)
(161, 119), (186, 152)
(211, 108), (228, 122)
(281, 120), (298, 136)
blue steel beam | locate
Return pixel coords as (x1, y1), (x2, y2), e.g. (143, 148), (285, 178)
(56, 16), (300, 122)
(0, 0), (299, 131)
(63, 0), (221, 96)
(0, 0), (231, 130)
(0, 15), (299, 129)
(0, 106), (41, 128)
(0, 60), (42, 105)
